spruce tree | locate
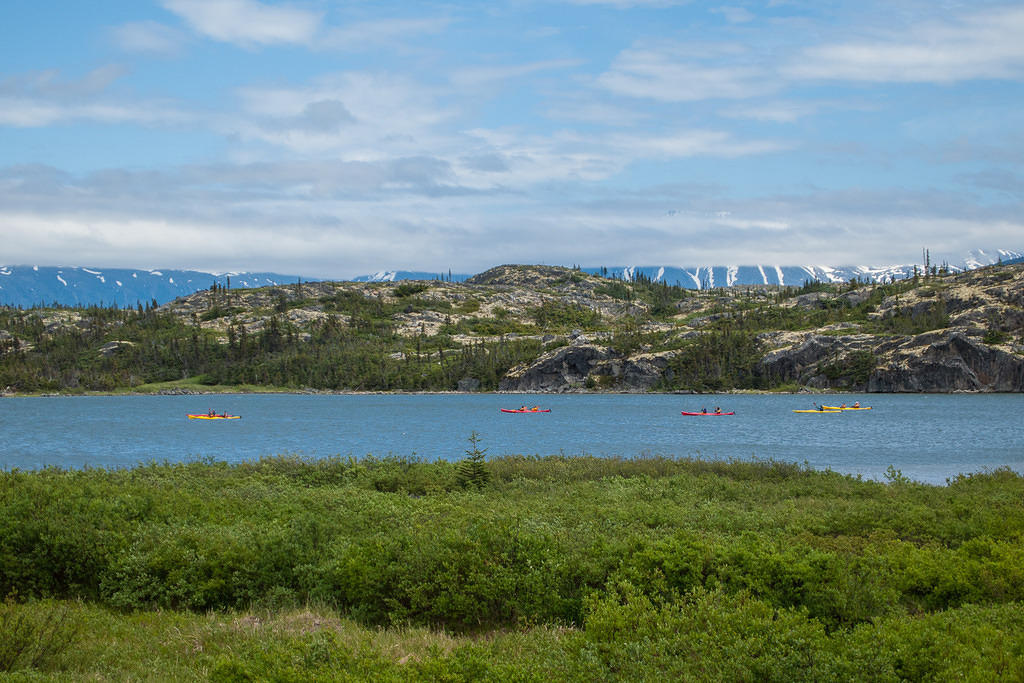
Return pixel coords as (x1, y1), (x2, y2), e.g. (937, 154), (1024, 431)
(455, 431), (490, 489)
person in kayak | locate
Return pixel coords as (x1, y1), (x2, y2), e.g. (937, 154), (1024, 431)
(714, 407), (722, 414)
(531, 406), (541, 411)
(853, 401), (860, 408)
(701, 407), (707, 413)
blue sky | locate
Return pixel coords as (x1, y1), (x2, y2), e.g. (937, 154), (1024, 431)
(2, 0), (1023, 278)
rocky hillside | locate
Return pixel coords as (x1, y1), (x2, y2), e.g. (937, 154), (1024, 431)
(146, 262), (1024, 393)
(3, 263), (1022, 394)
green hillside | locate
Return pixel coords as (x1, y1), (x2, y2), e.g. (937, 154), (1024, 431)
(1, 263), (1022, 395)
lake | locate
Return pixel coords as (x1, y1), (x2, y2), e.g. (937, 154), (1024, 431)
(2, 393), (1022, 485)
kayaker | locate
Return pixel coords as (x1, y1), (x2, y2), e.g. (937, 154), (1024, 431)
(817, 404), (824, 411)
(714, 407), (722, 414)
(840, 403), (847, 409)
(853, 401), (860, 408)
(701, 407), (707, 413)
(531, 406), (541, 411)
(208, 409), (215, 417)
(520, 405), (528, 411)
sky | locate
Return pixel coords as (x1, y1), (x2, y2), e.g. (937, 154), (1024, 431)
(2, 0), (1023, 279)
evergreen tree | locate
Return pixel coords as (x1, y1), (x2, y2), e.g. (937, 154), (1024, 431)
(455, 431), (490, 489)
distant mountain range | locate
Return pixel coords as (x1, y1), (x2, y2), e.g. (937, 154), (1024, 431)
(0, 266), (304, 309)
(2, 249), (1021, 309)
(353, 249), (1024, 288)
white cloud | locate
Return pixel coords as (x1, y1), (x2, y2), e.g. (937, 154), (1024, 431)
(716, 99), (860, 123)
(111, 21), (186, 54)
(597, 45), (777, 101)
(718, 101), (817, 123)
(230, 73), (456, 158)
(1, 66), (127, 100)
(784, 6), (1024, 83)
(0, 67), (198, 129)
(162, 0), (321, 46)
(545, 98), (650, 126)
(596, 5), (1024, 107)
(319, 17), (451, 50)
(0, 97), (194, 128)
(3, 166), (1022, 277)
(450, 59), (583, 88)
(711, 6), (755, 24)
(0, 99), (64, 127)
(609, 129), (789, 158)
(562, 0), (689, 7)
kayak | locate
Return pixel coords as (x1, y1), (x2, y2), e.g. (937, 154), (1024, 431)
(500, 408), (551, 413)
(188, 414), (241, 420)
(792, 409), (841, 413)
(681, 411), (734, 416)
(822, 405), (872, 411)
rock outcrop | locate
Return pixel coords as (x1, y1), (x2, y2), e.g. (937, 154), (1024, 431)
(498, 328), (1024, 393)
(499, 344), (619, 392)
(758, 328), (1023, 392)
(869, 331), (1024, 392)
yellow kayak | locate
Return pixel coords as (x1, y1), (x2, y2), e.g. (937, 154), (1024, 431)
(188, 414), (241, 420)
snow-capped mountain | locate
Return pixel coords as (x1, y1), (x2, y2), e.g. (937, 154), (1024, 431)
(2, 249), (1019, 309)
(354, 249), (1023, 290)
(587, 263), (937, 289)
(351, 270), (467, 283)
(587, 249), (1020, 289)
(0, 266), (307, 309)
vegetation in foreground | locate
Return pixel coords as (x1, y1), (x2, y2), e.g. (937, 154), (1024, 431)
(2, 452), (1023, 680)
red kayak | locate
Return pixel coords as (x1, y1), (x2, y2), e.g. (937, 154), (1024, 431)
(681, 411), (734, 416)
(501, 408), (551, 413)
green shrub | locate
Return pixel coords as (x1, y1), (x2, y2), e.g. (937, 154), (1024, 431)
(0, 598), (79, 673)
(983, 329), (1009, 345)
(530, 301), (602, 330)
(393, 283), (429, 298)
(582, 584), (835, 681)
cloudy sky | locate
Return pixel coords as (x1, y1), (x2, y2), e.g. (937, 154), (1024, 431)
(2, 0), (1023, 278)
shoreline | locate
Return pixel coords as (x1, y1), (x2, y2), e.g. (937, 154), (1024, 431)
(2, 387), (1005, 398)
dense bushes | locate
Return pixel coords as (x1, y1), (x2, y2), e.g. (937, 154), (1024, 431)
(0, 304), (542, 393)
(2, 456), (1023, 677)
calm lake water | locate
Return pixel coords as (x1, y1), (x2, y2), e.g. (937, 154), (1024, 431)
(2, 393), (1022, 485)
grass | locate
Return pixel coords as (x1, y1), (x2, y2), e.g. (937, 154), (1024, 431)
(2, 456), (1023, 679)
(111, 378), (302, 395)
(3, 602), (584, 680)
(5, 591), (1024, 680)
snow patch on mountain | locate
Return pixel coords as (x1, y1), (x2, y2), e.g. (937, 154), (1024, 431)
(0, 266), (307, 308)
(4, 248), (1020, 309)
